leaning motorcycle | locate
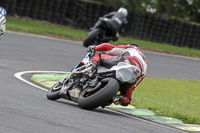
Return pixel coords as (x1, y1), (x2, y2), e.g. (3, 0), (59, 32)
(83, 17), (113, 47)
(46, 52), (137, 110)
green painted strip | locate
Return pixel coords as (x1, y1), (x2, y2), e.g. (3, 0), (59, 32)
(39, 81), (58, 89)
(30, 73), (70, 89)
(108, 103), (135, 109)
(168, 124), (200, 131)
(108, 104), (183, 124)
(31, 73), (69, 80)
(108, 104), (155, 116)
(140, 116), (183, 124)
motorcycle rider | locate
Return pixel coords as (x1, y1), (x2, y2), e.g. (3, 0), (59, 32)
(86, 43), (147, 106)
(58, 42), (147, 106)
(0, 7), (6, 39)
(91, 7), (128, 42)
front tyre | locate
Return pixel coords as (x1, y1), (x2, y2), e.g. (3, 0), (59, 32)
(83, 29), (101, 47)
(46, 82), (62, 100)
(78, 78), (119, 110)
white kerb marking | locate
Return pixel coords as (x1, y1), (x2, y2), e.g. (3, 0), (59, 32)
(14, 70), (68, 92)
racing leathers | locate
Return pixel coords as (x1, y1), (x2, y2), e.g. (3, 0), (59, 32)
(0, 7), (6, 39)
(88, 43), (147, 106)
(92, 11), (128, 42)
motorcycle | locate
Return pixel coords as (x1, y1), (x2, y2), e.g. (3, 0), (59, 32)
(83, 17), (113, 47)
(47, 52), (137, 110)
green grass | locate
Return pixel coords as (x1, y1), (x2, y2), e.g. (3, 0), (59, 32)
(6, 17), (200, 58)
(6, 17), (87, 39)
(133, 78), (200, 124)
(115, 37), (200, 58)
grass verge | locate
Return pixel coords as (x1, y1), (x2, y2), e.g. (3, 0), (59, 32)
(133, 78), (200, 124)
(6, 17), (200, 58)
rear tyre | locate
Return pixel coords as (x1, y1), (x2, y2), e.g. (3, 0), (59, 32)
(78, 78), (119, 110)
(83, 29), (101, 47)
(46, 82), (62, 100)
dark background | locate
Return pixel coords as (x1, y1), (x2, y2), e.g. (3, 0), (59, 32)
(1, 0), (200, 49)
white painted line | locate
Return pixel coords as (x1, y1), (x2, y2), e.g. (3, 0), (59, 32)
(7, 31), (82, 44)
(144, 50), (200, 61)
(14, 70), (69, 92)
(104, 108), (187, 133)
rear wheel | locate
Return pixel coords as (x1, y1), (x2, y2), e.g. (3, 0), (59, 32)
(83, 29), (101, 47)
(78, 78), (119, 110)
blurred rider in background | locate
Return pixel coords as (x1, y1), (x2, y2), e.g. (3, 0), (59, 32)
(86, 43), (147, 106)
(0, 7), (6, 39)
(91, 7), (128, 42)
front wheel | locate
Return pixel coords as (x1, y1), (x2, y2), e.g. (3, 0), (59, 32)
(46, 82), (62, 100)
(83, 29), (101, 47)
(78, 78), (119, 110)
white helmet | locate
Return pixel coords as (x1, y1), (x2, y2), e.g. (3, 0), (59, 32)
(0, 14), (6, 39)
(117, 7), (128, 17)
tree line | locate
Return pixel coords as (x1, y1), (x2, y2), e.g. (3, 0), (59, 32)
(89, 0), (200, 23)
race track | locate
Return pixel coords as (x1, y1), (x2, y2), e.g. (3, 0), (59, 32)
(1, 31), (199, 133)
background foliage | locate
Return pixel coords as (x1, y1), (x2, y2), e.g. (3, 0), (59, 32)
(89, 0), (200, 23)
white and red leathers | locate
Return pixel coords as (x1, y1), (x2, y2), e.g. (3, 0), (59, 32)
(89, 43), (147, 106)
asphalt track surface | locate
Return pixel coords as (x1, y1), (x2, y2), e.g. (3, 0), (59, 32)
(1, 32), (199, 133)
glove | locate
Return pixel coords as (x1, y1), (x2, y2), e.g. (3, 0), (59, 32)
(113, 95), (131, 106)
(83, 63), (97, 78)
(87, 45), (96, 53)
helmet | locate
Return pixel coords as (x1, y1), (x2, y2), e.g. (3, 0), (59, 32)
(117, 7), (128, 17)
(0, 7), (6, 16)
(127, 44), (140, 50)
(0, 14), (6, 39)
